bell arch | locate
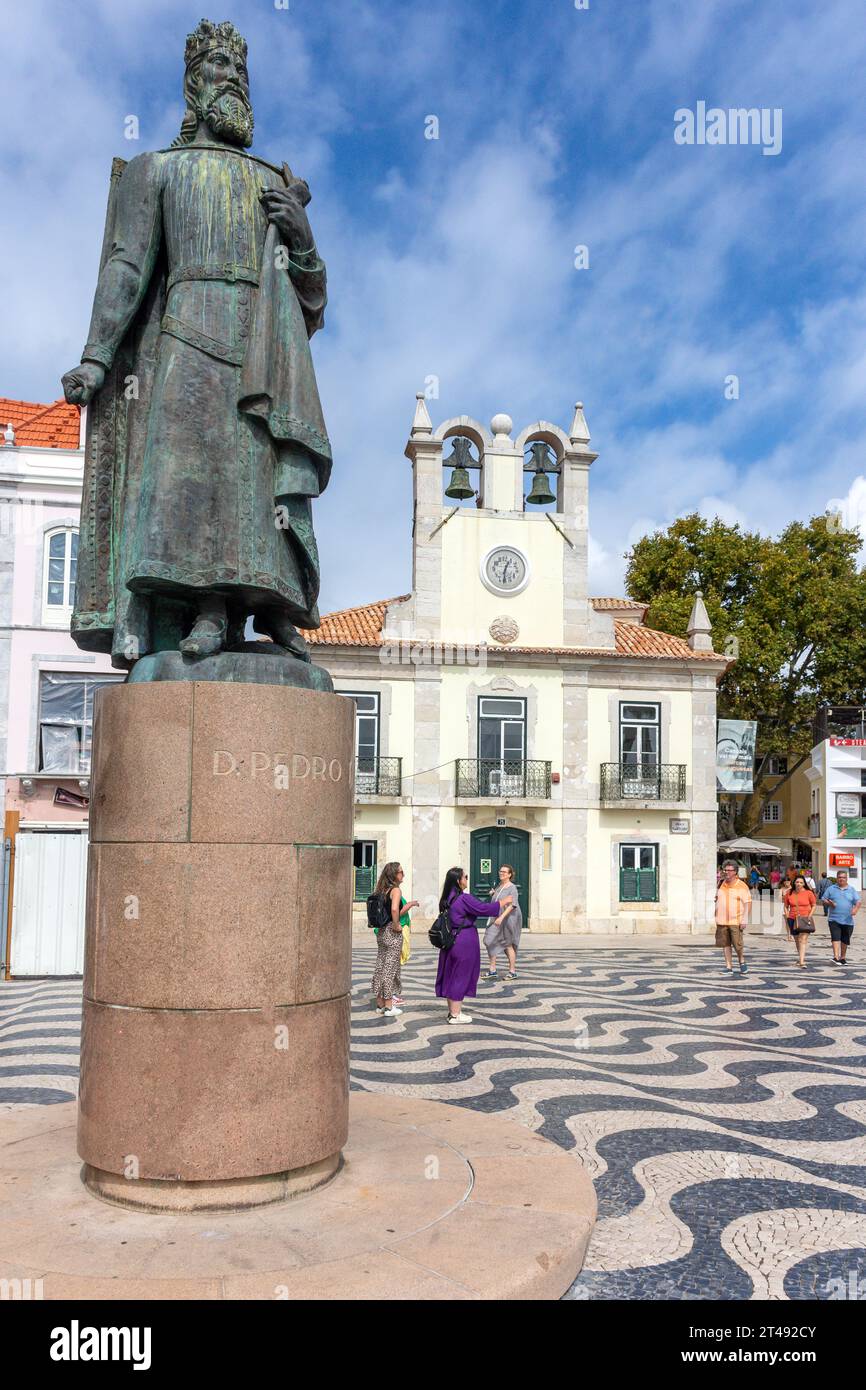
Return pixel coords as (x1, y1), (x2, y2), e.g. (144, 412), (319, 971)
(435, 417), (490, 508)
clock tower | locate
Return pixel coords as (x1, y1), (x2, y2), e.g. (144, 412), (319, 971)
(386, 398), (616, 651)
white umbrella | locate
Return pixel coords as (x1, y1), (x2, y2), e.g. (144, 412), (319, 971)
(717, 836), (784, 855)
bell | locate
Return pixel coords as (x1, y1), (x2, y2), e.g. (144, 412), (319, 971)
(443, 436), (476, 500)
(444, 466), (475, 500)
(525, 441), (556, 505)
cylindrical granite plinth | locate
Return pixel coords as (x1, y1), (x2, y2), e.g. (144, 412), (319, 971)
(77, 681), (354, 1210)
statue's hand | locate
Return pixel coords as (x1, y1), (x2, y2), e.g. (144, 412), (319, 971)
(260, 186), (314, 253)
(62, 362), (106, 406)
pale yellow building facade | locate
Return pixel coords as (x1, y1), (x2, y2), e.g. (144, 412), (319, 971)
(306, 400), (727, 934)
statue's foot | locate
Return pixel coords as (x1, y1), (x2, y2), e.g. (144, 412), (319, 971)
(179, 616), (228, 658)
(262, 612), (311, 663)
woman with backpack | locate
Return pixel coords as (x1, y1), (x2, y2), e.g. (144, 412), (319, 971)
(435, 866), (512, 1025)
(371, 863), (418, 1017)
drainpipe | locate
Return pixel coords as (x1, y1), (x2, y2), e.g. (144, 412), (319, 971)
(0, 837), (12, 980)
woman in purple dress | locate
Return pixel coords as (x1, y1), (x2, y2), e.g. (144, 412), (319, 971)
(435, 866), (513, 1024)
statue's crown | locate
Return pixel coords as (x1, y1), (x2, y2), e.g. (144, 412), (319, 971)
(184, 18), (248, 69)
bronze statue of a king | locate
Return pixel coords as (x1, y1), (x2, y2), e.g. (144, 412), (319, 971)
(61, 18), (331, 682)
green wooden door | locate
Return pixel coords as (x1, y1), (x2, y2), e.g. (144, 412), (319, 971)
(469, 827), (530, 928)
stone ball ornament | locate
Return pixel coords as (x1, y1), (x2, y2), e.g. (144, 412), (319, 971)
(489, 616), (520, 645)
(490, 413), (513, 438)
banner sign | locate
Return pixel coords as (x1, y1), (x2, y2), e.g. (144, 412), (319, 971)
(837, 818), (866, 839)
(830, 738), (866, 746)
(830, 852), (856, 867)
(716, 719), (757, 792)
(836, 793), (861, 818)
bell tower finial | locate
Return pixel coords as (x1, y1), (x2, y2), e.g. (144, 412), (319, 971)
(569, 401), (590, 445)
(411, 391), (433, 437)
(687, 590), (714, 652)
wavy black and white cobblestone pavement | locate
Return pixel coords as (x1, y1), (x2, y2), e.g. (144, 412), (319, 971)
(3, 942), (866, 1300)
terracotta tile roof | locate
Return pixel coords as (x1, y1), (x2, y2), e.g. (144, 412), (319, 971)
(0, 397), (80, 450)
(302, 596), (411, 646)
(483, 622), (722, 661)
(590, 597), (647, 612)
(303, 597), (723, 662)
(609, 620), (718, 660)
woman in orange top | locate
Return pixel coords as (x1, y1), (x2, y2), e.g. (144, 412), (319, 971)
(783, 875), (817, 968)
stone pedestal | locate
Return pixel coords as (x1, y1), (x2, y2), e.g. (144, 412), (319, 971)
(77, 681), (354, 1210)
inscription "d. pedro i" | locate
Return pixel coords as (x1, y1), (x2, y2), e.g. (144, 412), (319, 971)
(213, 751), (344, 781)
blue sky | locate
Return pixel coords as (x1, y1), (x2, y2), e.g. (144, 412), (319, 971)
(3, 0), (866, 611)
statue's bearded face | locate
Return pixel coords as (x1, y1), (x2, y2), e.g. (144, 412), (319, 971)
(193, 48), (254, 147)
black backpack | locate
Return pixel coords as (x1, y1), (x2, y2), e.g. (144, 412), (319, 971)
(428, 908), (457, 952)
(366, 893), (392, 930)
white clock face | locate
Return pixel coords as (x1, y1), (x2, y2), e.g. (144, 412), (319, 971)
(481, 546), (530, 596)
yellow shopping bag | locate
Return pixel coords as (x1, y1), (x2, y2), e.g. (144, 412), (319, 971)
(400, 924), (412, 965)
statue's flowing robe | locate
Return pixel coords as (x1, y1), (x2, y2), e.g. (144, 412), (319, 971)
(73, 145), (331, 664)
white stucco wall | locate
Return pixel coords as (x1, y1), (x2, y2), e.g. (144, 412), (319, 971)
(440, 510), (566, 648)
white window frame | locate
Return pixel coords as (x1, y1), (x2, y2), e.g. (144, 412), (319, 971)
(620, 843), (658, 872)
(477, 697), (526, 763)
(338, 691), (381, 794)
(619, 842), (659, 902)
(42, 526), (78, 626)
(619, 701), (661, 772)
(762, 801), (783, 824)
(477, 697), (527, 795)
(338, 691), (380, 762)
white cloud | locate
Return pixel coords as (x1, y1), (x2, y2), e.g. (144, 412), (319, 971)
(827, 476), (866, 562)
(4, 0), (866, 621)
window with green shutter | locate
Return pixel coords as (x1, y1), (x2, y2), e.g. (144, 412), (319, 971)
(619, 844), (659, 902)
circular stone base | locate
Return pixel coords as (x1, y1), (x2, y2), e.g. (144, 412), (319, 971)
(0, 1093), (596, 1300)
(83, 1151), (341, 1212)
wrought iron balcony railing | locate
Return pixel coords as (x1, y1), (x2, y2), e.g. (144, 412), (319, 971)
(455, 759), (552, 799)
(600, 761), (687, 802)
(809, 814), (821, 838)
(355, 756), (402, 797)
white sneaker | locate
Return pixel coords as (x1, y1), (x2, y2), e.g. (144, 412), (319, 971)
(382, 1005), (403, 1017)
(447, 1011), (473, 1024)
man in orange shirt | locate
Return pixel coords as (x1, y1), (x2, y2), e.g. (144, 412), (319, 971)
(715, 859), (752, 975)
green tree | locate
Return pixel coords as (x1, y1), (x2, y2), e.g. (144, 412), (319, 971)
(625, 513), (866, 837)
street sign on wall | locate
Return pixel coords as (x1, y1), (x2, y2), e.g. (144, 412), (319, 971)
(830, 852), (856, 867)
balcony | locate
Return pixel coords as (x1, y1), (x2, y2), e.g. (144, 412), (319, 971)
(455, 759), (552, 799)
(355, 756), (402, 798)
(809, 814), (821, 838)
(600, 762), (687, 803)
